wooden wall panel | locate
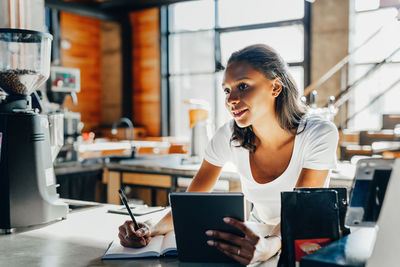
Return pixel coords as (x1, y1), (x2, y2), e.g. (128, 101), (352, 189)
(130, 8), (161, 137)
(60, 12), (102, 132)
(101, 21), (123, 125)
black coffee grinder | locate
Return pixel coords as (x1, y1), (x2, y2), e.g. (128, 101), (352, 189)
(0, 29), (68, 233)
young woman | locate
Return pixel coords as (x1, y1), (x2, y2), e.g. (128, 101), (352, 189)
(117, 44), (339, 265)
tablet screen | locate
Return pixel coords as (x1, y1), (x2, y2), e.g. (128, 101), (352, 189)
(170, 192), (244, 263)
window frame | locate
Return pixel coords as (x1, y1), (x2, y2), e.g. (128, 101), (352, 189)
(160, 0), (311, 136)
(347, 5), (400, 130)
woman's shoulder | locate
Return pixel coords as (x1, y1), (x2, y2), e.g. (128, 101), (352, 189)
(215, 119), (235, 137)
(300, 114), (338, 137)
(204, 120), (235, 166)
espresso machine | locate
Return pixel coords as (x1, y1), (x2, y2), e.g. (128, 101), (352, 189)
(46, 66), (82, 162)
(0, 28), (68, 232)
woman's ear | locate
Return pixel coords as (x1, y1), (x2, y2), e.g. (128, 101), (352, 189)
(272, 77), (283, 97)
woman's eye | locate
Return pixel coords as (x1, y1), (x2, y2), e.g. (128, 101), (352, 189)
(223, 88), (231, 94)
(238, 83), (248, 91)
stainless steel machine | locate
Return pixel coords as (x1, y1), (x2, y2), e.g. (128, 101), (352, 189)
(46, 66), (82, 163)
(0, 28), (68, 233)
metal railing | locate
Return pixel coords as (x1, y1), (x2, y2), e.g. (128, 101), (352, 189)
(343, 76), (400, 125)
(333, 46), (400, 109)
(303, 24), (385, 98)
(304, 22), (399, 110)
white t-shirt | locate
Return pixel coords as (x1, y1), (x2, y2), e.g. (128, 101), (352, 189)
(204, 115), (339, 225)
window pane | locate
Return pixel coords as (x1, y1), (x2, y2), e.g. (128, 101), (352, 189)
(353, 8), (400, 63)
(220, 25), (304, 65)
(349, 63), (400, 130)
(169, 31), (214, 74)
(169, 0), (215, 31)
(288, 66), (304, 95)
(215, 72), (231, 128)
(218, 0), (304, 27)
(170, 74), (216, 138)
(355, 0), (379, 12)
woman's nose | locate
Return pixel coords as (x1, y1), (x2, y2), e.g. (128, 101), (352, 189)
(226, 92), (240, 105)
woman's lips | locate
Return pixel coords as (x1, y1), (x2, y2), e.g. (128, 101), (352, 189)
(232, 109), (248, 118)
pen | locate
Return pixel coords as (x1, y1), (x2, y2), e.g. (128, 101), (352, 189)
(118, 189), (139, 231)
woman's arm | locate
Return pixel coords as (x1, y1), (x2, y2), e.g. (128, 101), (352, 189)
(148, 160), (223, 236)
(295, 168), (329, 188)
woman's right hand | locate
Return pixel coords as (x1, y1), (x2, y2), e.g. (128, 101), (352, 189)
(118, 220), (152, 248)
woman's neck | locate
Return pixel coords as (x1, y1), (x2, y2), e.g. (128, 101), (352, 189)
(252, 113), (294, 150)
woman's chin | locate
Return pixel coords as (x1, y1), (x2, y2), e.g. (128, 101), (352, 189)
(234, 119), (251, 128)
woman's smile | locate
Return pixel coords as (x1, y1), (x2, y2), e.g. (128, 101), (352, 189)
(232, 108), (248, 118)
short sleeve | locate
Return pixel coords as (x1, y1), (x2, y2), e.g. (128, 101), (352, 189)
(203, 121), (233, 167)
(303, 120), (339, 170)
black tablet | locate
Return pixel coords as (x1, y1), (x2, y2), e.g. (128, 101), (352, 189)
(169, 192), (245, 263)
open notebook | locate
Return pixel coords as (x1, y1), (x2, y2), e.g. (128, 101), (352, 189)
(102, 231), (177, 260)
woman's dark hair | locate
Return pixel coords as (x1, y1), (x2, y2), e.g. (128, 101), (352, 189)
(228, 44), (306, 152)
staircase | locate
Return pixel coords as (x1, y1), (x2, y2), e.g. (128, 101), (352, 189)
(302, 14), (400, 161)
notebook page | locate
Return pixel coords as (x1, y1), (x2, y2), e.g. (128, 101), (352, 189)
(103, 235), (164, 259)
(161, 231), (177, 255)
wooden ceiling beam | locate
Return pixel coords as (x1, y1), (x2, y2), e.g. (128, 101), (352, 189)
(45, 0), (118, 21)
(46, 0), (196, 15)
(99, 0), (195, 11)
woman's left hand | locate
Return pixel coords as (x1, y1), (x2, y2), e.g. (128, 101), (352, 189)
(205, 217), (272, 265)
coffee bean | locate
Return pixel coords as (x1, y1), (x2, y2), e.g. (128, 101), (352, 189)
(0, 69), (40, 95)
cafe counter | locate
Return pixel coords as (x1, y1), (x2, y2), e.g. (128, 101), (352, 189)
(54, 158), (355, 205)
(0, 201), (279, 267)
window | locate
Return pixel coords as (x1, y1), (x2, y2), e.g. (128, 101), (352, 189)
(217, 0), (304, 27)
(348, 1), (400, 130)
(219, 25), (305, 65)
(163, 0), (310, 137)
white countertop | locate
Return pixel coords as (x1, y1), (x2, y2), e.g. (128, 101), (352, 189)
(0, 203), (278, 267)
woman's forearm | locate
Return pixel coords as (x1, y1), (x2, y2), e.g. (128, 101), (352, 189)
(265, 222), (282, 260)
(270, 222), (281, 237)
(264, 235), (281, 260)
(146, 211), (174, 236)
(256, 222), (282, 262)
(252, 222), (281, 263)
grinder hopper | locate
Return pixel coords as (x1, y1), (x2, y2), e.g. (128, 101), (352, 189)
(0, 28), (51, 111)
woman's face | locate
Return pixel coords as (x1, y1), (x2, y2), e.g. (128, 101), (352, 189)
(222, 61), (278, 128)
